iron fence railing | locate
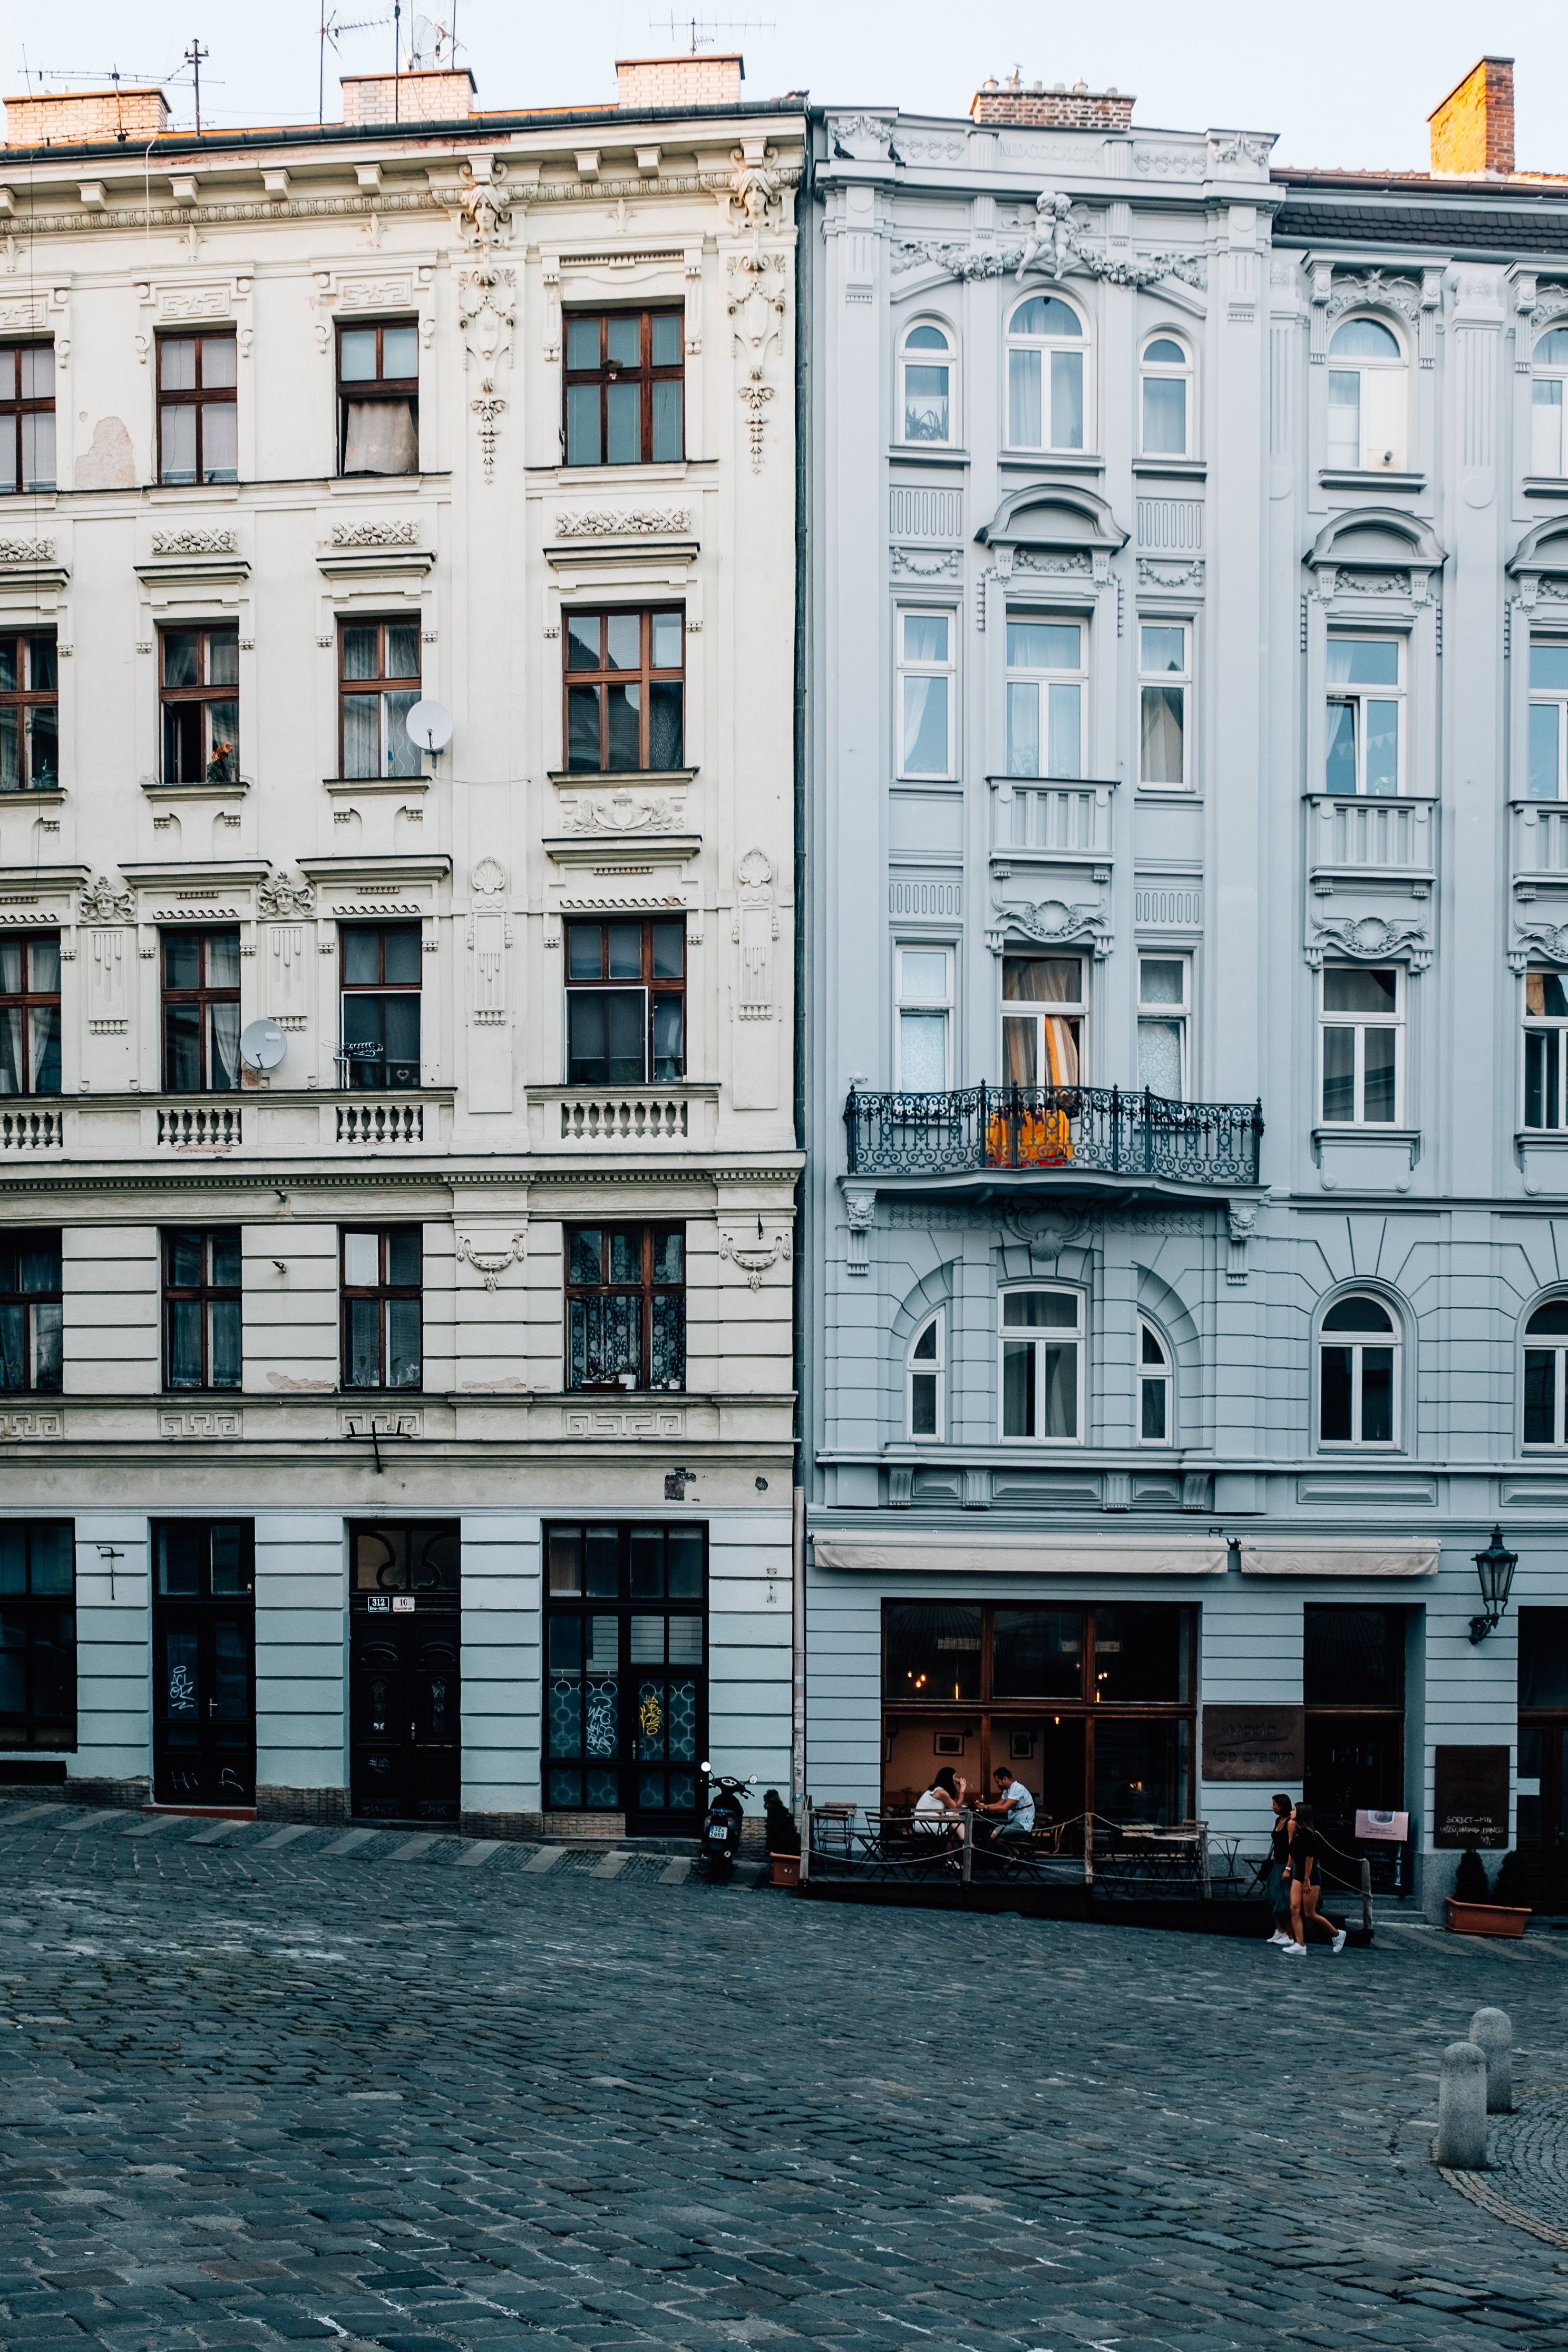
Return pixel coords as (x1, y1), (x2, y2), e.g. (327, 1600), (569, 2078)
(844, 1083), (1263, 1186)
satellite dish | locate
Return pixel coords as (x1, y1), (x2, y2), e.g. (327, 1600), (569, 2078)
(405, 698), (453, 755)
(239, 1017), (287, 1074)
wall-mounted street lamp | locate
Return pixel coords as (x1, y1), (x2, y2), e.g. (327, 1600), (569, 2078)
(1469, 1524), (1518, 1645)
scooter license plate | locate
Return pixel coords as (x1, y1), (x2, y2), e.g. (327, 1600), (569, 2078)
(710, 1825), (732, 1843)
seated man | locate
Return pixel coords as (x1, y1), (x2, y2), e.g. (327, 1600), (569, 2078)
(975, 1765), (1036, 1842)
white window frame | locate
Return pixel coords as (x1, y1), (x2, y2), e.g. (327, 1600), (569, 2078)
(1528, 637), (1568, 800)
(896, 607), (955, 779)
(1523, 966), (1568, 1132)
(1318, 963), (1404, 1126)
(1317, 1294), (1401, 1449)
(1326, 314), (1408, 472)
(1006, 293), (1088, 454)
(895, 944), (952, 1091)
(1523, 1297), (1568, 1448)
(907, 1310), (946, 1440)
(1137, 1317), (1173, 1445)
(1137, 954), (1190, 1100)
(1137, 619), (1191, 790)
(1001, 950), (1087, 1088)
(1532, 325), (1568, 478)
(998, 1284), (1084, 1445)
(1140, 331), (1192, 458)
(1005, 611), (1086, 780)
(1325, 634), (1405, 798)
(898, 319), (955, 448)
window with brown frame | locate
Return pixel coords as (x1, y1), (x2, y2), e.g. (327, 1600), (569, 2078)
(340, 1228), (422, 1391)
(339, 619), (421, 779)
(565, 607), (684, 773)
(162, 928), (240, 1094)
(162, 1229), (241, 1393)
(338, 319), (419, 477)
(0, 1521), (76, 1753)
(564, 917), (684, 1086)
(0, 633), (57, 792)
(339, 922), (421, 1090)
(563, 309), (684, 466)
(0, 345), (55, 494)
(158, 332), (237, 485)
(161, 627), (238, 784)
(0, 935), (60, 1097)
(564, 1226), (685, 1392)
(0, 1233), (62, 1395)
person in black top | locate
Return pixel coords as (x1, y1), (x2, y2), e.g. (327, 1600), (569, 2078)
(1264, 1792), (1293, 1946)
(1281, 1801), (1347, 1956)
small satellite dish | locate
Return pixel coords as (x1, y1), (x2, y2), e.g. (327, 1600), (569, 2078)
(239, 1017), (287, 1074)
(405, 698), (454, 755)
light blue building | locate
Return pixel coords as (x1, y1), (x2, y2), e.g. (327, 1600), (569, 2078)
(801, 61), (1568, 1912)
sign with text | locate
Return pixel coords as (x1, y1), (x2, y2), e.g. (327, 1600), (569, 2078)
(1201, 1703), (1306, 1782)
(1434, 1745), (1510, 1849)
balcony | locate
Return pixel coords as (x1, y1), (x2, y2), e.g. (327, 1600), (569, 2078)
(1306, 793), (1434, 890)
(845, 1084), (1262, 1188)
(989, 775), (1116, 870)
(1512, 797), (1568, 893)
(528, 1085), (719, 1153)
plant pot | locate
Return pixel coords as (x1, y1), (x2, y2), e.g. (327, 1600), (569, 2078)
(1445, 1897), (1531, 1939)
(770, 1851), (802, 1888)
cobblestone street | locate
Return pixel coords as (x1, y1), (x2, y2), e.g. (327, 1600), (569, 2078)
(2, 1802), (1567, 2351)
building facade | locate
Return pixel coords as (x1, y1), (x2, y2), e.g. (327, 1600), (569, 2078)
(0, 54), (803, 1835)
(804, 61), (1568, 1910)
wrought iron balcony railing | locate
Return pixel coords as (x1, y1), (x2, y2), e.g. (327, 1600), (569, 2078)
(845, 1083), (1263, 1187)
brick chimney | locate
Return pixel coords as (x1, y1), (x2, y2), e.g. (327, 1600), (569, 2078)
(3, 85), (170, 147)
(971, 75), (1133, 132)
(1428, 55), (1514, 177)
(340, 67), (476, 125)
(616, 54), (744, 109)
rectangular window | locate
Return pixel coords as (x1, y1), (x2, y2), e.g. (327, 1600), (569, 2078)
(0, 630), (59, 792)
(0, 935), (60, 1096)
(565, 1226), (685, 1392)
(999, 1287), (1082, 1442)
(0, 344), (54, 495)
(1006, 616), (1083, 779)
(1139, 1321), (1173, 1444)
(1327, 369), (1361, 469)
(563, 309), (685, 467)
(898, 610), (954, 777)
(1138, 621), (1189, 789)
(0, 1521), (74, 1750)
(338, 319), (418, 477)
(339, 619), (421, 780)
(162, 1229), (241, 1392)
(1137, 956), (1188, 1099)
(1326, 637), (1402, 796)
(908, 1313), (944, 1439)
(1534, 378), (1565, 478)
(340, 1228), (422, 1391)
(0, 1233), (61, 1394)
(897, 946), (951, 1090)
(160, 627), (239, 784)
(1002, 954), (1083, 1087)
(158, 332), (237, 485)
(1525, 967), (1568, 1131)
(1530, 641), (1568, 800)
(339, 922), (421, 1091)
(1320, 964), (1401, 1125)
(544, 1522), (706, 1823)
(565, 607), (684, 773)
(564, 918), (684, 1086)
(162, 928), (241, 1094)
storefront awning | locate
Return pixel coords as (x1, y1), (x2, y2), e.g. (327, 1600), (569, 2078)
(812, 1539), (1227, 1576)
(1240, 1544), (1438, 1577)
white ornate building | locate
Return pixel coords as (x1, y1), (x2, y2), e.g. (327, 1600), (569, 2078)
(0, 54), (803, 1835)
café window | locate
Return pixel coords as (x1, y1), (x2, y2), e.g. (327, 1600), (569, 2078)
(1138, 1319), (1173, 1444)
(1318, 1293), (1399, 1448)
(1517, 1607), (1568, 1878)
(0, 934), (60, 1095)
(161, 627), (239, 785)
(163, 1229), (241, 1393)
(564, 918), (684, 1086)
(544, 1522), (706, 1828)
(0, 1521), (74, 1750)
(338, 319), (418, 476)
(1523, 1297), (1568, 1447)
(565, 607), (684, 773)
(1525, 967), (1568, 1130)
(0, 632), (57, 791)
(907, 1311), (944, 1440)
(162, 928), (240, 1094)
(0, 1233), (61, 1394)
(158, 332), (237, 485)
(0, 344), (54, 494)
(1002, 954), (1083, 1088)
(1000, 1286), (1083, 1443)
(339, 922), (421, 1091)
(563, 309), (684, 466)
(1302, 1604), (1406, 1850)
(339, 620), (421, 780)
(341, 1228), (422, 1391)
(565, 1226), (684, 1392)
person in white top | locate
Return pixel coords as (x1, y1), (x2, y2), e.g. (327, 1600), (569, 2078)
(975, 1766), (1037, 1839)
(911, 1765), (966, 1833)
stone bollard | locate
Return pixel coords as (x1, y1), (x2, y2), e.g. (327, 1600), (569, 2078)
(1434, 2040), (1489, 2169)
(1469, 2007), (1513, 2114)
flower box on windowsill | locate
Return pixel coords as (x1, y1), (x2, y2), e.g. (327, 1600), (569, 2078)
(1445, 1896), (1531, 1939)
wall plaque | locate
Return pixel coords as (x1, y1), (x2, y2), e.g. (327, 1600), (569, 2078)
(1201, 1703), (1305, 1782)
(1434, 1745), (1510, 1849)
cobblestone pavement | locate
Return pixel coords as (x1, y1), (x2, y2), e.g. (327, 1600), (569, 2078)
(2, 1802), (1568, 2351)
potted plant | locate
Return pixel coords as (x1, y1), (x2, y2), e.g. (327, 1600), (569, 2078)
(1445, 1846), (1532, 1938)
(763, 1788), (802, 1887)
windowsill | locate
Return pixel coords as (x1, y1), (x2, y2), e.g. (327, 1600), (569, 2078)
(323, 774), (428, 797)
(997, 451), (1104, 473)
(533, 1081), (718, 1100)
(528, 459), (715, 480)
(143, 777), (249, 800)
(161, 1391), (243, 1402)
(1515, 1129), (1568, 1148)
(1522, 477), (1568, 500)
(887, 446), (970, 466)
(1306, 788), (1437, 804)
(1313, 1124), (1419, 1143)
(1132, 785), (1197, 801)
(0, 489), (56, 509)
(986, 773), (1121, 791)
(568, 1386), (686, 1398)
(69, 1086), (455, 1111)
(1131, 458), (1206, 479)
(0, 788), (65, 805)
(1317, 468), (1426, 491)
(547, 767), (697, 789)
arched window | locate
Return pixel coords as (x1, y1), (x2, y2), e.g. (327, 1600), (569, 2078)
(900, 322), (952, 444)
(1532, 326), (1568, 478)
(908, 1311), (945, 1438)
(1007, 295), (1085, 452)
(1327, 316), (1406, 472)
(1000, 1286), (1082, 1442)
(1138, 1319), (1172, 1443)
(1319, 1295), (1399, 1447)
(1524, 1298), (1568, 1445)
(1141, 333), (1191, 457)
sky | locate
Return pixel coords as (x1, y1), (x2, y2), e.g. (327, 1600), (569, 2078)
(3, 0), (1568, 177)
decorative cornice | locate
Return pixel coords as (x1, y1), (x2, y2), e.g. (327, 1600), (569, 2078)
(987, 892), (1113, 960)
(0, 536), (55, 563)
(1307, 913), (1432, 972)
(894, 190), (1205, 292)
(555, 507), (693, 537)
(151, 527), (236, 556)
(329, 520), (418, 549)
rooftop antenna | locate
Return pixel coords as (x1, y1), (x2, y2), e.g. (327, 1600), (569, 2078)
(318, 8), (391, 125)
(183, 38), (209, 135)
(393, 0), (401, 120)
(650, 14), (774, 53)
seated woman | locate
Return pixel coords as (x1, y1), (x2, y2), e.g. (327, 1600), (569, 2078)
(911, 1765), (966, 1832)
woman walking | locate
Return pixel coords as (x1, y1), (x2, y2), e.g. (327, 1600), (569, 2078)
(1281, 1801), (1347, 1956)
(1264, 1792), (1294, 1946)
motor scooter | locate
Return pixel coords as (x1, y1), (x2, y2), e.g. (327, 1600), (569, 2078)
(699, 1762), (756, 1878)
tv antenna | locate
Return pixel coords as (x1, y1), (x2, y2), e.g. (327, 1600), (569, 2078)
(650, 14), (774, 54)
(319, 7), (391, 124)
(406, 11), (459, 66)
(183, 39), (209, 135)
